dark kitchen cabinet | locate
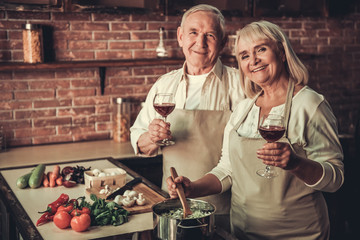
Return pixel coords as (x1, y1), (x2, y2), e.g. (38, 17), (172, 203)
(2, 0), (357, 17)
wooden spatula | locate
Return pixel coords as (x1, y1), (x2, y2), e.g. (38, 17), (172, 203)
(170, 167), (192, 218)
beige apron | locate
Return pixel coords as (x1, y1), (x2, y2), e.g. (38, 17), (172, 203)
(229, 80), (330, 240)
(161, 73), (232, 218)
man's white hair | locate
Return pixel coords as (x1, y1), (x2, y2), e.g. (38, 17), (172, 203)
(180, 4), (226, 41)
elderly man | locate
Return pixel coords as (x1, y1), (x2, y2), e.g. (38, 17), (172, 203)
(130, 4), (244, 229)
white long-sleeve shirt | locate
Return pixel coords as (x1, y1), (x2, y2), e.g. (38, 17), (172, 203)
(210, 86), (344, 193)
(130, 59), (245, 155)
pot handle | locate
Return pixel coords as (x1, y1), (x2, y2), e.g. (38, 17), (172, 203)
(177, 219), (208, 229)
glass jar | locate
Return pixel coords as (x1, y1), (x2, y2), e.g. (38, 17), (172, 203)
(113, 98), (131, 143)
(22, 24), (44, 63)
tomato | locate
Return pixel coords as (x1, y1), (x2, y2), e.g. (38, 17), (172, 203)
(70, 213), (91, 232)
(53, 211), (72, 229)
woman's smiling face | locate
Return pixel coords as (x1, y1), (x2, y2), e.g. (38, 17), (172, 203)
(237, 38), (285, 87)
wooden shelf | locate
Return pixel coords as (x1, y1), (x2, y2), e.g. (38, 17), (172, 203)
(0, 56), (237, 95)
(0, 56), (238, 71)
(0, 55), (324, 72)
(0, 58), (188, 71)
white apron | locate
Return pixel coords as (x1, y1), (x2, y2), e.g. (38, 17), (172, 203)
(229, 80), (330, 240)
(161, 72), (232, 220)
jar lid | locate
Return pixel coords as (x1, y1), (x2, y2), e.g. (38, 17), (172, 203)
(115, 97), (132, 104)
(23, 24), (40, 30)
(116, 98), (123, 104)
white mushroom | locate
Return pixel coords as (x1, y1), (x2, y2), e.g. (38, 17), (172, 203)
(92, 169), (101, 176)
(99, 185), (111, 195)
(122, 195), (135, 207)
(114, 195), (124, 205)
(136, 193), (146, 206)
(128, 190), (138, 199)
(123, 190), (131, 197)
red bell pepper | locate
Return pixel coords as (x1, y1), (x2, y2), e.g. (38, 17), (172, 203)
(57, 198), (77, 212)
(58, 203), (74, 213)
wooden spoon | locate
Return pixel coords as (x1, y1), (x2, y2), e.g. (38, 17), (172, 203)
(170, 167), (192, 218)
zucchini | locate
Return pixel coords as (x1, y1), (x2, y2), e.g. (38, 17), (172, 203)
(28, 164), (46, 189)
(16, 172), (32, 189)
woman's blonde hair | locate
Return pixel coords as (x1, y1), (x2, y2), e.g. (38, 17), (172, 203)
(235, 20), (308, 98)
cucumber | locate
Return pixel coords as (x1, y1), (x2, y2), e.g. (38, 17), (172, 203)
(28, 164), (46, 189)
(16, 172), (32, 189)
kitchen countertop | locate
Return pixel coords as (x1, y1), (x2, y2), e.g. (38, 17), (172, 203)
(0, 158), (163, 240)
(0, 140), (146, 240)
(0, 140), (237, 240)
(0, 140), (135, 169)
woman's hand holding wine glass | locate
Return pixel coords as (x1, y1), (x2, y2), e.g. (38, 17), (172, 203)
(256, 114), (285, 179)
(153, 93), (176, 146)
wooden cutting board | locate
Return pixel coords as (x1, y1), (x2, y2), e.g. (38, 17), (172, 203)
(86, 183), (166, 214)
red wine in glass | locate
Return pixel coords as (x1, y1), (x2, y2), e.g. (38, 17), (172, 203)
(259, 126), (285, 142)
(153, 93), (176, 146)
(153, 103), (175, 118)
(256, 114), (285, 179)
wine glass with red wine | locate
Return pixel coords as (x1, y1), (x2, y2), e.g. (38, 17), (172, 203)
(256, 114), (285, 179)
(153, 93), (176, 146)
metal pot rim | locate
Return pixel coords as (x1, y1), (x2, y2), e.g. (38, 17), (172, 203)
(152, 198), (216, 240)
(152, 198), (216, 219)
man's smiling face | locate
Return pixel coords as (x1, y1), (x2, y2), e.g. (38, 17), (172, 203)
(177, 11), (223, 74)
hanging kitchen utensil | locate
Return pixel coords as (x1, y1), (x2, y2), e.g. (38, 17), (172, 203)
(170, 167), (192, 218)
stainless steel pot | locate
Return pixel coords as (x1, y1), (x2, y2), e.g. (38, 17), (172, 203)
(152, 198), (216, 240)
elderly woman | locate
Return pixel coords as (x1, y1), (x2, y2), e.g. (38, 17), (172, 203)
(167, 20), (344, 239)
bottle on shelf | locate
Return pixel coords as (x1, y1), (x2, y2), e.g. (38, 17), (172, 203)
(156, 27), (168, 58)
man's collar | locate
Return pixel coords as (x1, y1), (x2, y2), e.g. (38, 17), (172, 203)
(180, 59), (223, 81)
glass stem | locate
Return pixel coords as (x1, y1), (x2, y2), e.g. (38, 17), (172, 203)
(163, 116), (167, 143)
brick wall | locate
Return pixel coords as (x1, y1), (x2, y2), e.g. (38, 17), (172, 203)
(0, 10), (360, 147)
